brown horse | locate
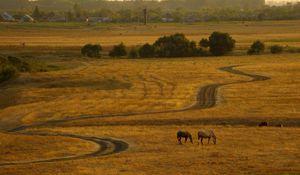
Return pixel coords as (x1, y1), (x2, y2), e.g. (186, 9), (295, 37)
(258, 122), (268, 127)
(177, 130), (193, 144)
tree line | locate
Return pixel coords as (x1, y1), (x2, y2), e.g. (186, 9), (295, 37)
(82, 32), (236, 58)
(82, 32), (300, 59)
(0, 0), (265, 11)
(3, 2), (300, 22)
(0, 0), (300, 22)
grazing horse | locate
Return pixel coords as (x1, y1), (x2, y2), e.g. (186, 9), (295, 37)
(275, 124), (283, 128)
(198, 130), (216, 145)
(258, 122), (268, 127)
(177, 130), (193, 144)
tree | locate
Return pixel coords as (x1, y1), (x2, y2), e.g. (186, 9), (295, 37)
(32, 6), (42, 20)
(109, 43), (127, 57)
(73, 3), (81, 18)
(139, 43), (155, 58)
(81, 44), (102, 58)
(152, 33), (198, 57)
(66, 11), (74, 21)
(247, 40), (265, 55)
(199, 38), (210, 48)
(128, 48), (139, 58)
(208, 32), (235, 56)
(270, 45), (283, 54)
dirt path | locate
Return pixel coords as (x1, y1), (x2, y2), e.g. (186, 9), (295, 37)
(0, 132), (128, 166)
(0, 65), (270, 167)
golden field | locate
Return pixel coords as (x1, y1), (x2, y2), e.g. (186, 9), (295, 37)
(1, 20), (300, 49)
(0, 21), (300, 175)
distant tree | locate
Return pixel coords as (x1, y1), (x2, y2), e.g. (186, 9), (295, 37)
(32, 6), (42, 19)
(81, 44), (102, 58)
(270, 45), (283, 54)
(139, 43), (155, 58)
(128, 48), (139, 58)
(66, 11), (74, 21)
(109, 43), (127, 57)
(199, 38), (210, 48)
(153, 33), (198, 57)
(207, 32), (235, 56)
(247, 40), (265, 55)
(73, 3), (81, 18)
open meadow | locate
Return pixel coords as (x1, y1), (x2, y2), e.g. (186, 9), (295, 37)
(0, 21), (300, 175)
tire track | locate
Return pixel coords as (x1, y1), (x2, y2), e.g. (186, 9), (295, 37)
(149, 75), (176, 97)
(0, 65), (270, 167)
(8, 65), (271, 130)
(0, 132), (128, 167)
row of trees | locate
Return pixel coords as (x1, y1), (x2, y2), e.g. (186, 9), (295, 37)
(0, 0), (265, 11)
(248, 40), (286, 55)
(3, 2), (300, 22)
(81, 32), (236, 58)
(82, 33), (299, 59)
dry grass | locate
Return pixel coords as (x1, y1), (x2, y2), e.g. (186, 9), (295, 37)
(0, 125), (298, 175)
(1, 21), (300, 48)
(0, 132), (98, 163)
(0, 55), (299, 174)
(0, 21), (300, 174)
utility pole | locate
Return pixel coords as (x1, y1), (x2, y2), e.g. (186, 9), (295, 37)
(143, 8), (147, 25)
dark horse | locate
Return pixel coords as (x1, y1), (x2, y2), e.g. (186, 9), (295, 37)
(177, 130), (193, 144)
(258, 122), (268, 127)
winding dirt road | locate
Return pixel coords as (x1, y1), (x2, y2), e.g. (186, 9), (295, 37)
(0, 65), (270, 167)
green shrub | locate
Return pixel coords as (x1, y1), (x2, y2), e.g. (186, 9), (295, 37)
(81, 44), (102, 58)
(7, 56), (31, 72)
(128, 48), (139, 58)
(247, 40), (265, 55)
(139, 43), (155, 58)
(287, 47), (300, 53)
(207, 32), (236, 56)
(0, 56), (7, 65)
(270, 45), (283, 54)
(0, 65), (17, 83)
(109, 43), (127, 57)
(199, 38), (210, 48)
(152, 33), (199, 57)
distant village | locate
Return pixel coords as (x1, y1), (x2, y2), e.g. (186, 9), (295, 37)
(0, 10), (113, 23)
(1, 1), (300, 23)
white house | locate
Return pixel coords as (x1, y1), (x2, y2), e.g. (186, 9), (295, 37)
(21, 15), (35, 22)
(0, 12), (15, 22)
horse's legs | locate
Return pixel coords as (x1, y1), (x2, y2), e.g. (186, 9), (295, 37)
(178, 137), (182, 144)
(208, 138), (210, 144)
(185, 137), (187, 143)
(201, 137), (203, 145)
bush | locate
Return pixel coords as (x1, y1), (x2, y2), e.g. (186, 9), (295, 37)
(287, 47), (300, 53)
(208, 32), (236, 56)
(7, 56), (31, 72)
(0, 65), (17, 83)
(81, 44), (102, 58)
(270, 45), (283, 54)
(109, 43), (127, 57)
(247, 40), (265, 55)
(199, 38), (210, 48)
(128, 48), (139, 58)
(152, 33), (199, 57)
(139, 43), (155, 58)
